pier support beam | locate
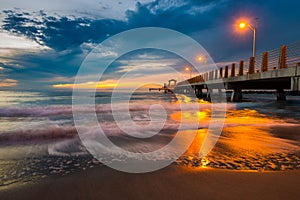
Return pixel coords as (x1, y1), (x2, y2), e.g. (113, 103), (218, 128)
(195, 87), (203, 98)
(199, 89), (203, 97)
(206, 89), (212, 102)
(291, 77), (300, 91)
(276, 89), (286, 101)
(231, 89), (243, 102)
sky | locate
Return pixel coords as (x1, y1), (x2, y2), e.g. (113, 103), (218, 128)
(0, 0), (300, 90)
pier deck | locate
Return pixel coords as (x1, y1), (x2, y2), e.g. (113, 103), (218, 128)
(174, 41), (300, 101)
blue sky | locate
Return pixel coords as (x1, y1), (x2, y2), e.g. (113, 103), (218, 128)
(0, 0), (299, 90)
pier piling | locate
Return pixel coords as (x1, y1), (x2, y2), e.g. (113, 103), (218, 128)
(276, 89), (286, 101)
(231, 89), (243, 102)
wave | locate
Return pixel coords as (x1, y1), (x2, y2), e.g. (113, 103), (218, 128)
(0, 103), (227, 117)
(1, 116), (298, 146)
(1, 102), (299, 150)
(0, 125), (78, 144)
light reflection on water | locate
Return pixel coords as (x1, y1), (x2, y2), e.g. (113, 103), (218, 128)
(1, 91), (300, 188)
(0, 91), (46, 107)
(178, 103), (300, 171)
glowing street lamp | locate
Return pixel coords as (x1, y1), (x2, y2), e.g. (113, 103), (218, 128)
(239, 22), (247, 29)
(185, 67), (192, 79)
(238, 20), (257, 57)
(197, 55), (207, 63)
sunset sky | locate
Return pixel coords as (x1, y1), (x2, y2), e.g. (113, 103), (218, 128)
(0, 0), (299, 90)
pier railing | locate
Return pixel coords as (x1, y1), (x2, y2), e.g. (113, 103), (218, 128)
(177, 40), (300, 86)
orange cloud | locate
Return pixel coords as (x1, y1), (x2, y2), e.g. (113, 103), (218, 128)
(52, 73), (180, 90)
(52, 80), (117, 89)
(0, 79), (18, 87)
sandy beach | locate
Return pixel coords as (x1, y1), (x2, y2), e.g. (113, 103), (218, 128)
(1, 96), (300, 200)
(1, 165), (300, 200)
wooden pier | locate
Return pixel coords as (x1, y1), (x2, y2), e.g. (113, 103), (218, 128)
(174, 41), (300, 102)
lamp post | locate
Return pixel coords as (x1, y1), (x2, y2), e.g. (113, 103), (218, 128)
(185, 67), (191, 79)
(239, 20), (257, 57)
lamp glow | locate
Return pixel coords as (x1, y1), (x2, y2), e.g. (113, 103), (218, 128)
(236, 18), (258, 57)
(239, 22), (247, 29)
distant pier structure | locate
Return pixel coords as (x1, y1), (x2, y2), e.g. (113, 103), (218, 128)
(174, 41), (300, 102)
(149, 79), (177, 93)
(151, 41), (300, 101)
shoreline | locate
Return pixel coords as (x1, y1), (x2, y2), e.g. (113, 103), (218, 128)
(1, 164), (300, 200)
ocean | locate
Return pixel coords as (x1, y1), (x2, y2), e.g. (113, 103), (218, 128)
(1, 90), (300, 187)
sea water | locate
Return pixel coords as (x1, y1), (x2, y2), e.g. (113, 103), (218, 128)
(0, 90), (300, 187)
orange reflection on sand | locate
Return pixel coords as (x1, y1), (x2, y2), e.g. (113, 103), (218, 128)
(215, 108), (300, 157)
(171, 106), (288, 154)
(174, 94), (211, 105)
(178, 129), (211, 168)
(225, 108), (274, 126)
(221, 126), (299, 154)
(169, 98), (300, 170)
(186, 129), (208, 155)
(170, 110), (211, 124)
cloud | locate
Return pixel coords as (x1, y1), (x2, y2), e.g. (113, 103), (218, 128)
(52, 72), (182, 90)
(0, 0), (154, 20)
(125, 0), (223, 32)
(52, 79), (117, 89)
(0, 78), (18, 87)
(116, 59), (179, 73)
(1, 0), (300, 89)
(0, 1), (229, 53)
(39, 75), (75, 84)
(0, 32), (50, 68)
(0, 32), (45, 49)
(1, 10), (127, 51)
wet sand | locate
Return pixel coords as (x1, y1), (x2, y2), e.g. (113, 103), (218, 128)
(1, 165), (300, 200)
(1, 95), (300, 200)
